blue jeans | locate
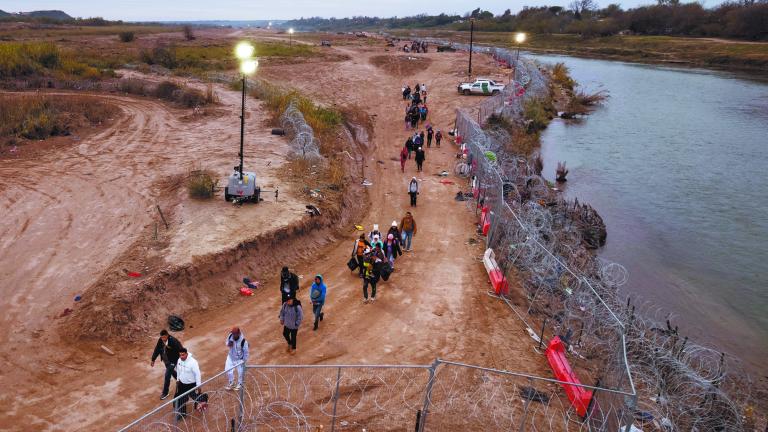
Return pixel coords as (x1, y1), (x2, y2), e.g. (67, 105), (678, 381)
(401, 230), (413, 250)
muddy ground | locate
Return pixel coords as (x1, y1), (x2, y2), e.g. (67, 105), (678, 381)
(0, 31), (553, 430)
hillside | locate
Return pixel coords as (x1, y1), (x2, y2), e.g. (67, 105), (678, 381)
(0, 10), (10, 18)
(22, 10), (72, 20)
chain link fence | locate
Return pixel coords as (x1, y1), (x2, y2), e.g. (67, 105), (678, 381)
(120, 360), (639, 432)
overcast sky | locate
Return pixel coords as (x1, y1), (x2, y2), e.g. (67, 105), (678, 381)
(3, 0), (713, 21)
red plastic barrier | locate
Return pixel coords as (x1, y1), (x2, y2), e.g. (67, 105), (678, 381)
(456, 135), (462, 145)
(480, 206), (491, 236)
(545, 336), (593, 417)
(488, 269), (509, 296)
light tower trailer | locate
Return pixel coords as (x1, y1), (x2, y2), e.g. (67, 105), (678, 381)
(224, 168), (261, 203)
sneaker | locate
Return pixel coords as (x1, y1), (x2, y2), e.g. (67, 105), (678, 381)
(371, 297), (376, 303)
(290, 349), (297, 355)
(160, 393), (169, 400)
(313, 322), (318, 331)
(233, 384), (241, 391)
(363, 298), (369, 304)
(320, 312), (324, 321)
(224, 384), (233, 391)
(286, 345), (292, 353)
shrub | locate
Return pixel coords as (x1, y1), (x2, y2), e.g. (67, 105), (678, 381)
(182, 25), (195, 41)
(118, 78), (148, 96)
(187, 169), (216, 199)
(155, 81), (181, 100)
(523, 97), (554, 133)
(551, 62), (575, 91)
(118, 31), (135, 42)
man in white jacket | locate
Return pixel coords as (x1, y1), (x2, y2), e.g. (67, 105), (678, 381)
(224, 327), (249, 391)
(174, 348), (202, 419)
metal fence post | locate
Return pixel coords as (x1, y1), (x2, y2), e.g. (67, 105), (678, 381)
(519, 378), (534, 432)
(417, 359), (441, 431)
(624, 393), (639, 432)
(238, 363), (246, 429)
(330, 366), (342, 432)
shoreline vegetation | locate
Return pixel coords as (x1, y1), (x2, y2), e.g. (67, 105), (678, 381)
(401, 30), (768, 76)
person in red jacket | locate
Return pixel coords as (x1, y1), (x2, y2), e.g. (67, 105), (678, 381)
(400, 146), (408, 172)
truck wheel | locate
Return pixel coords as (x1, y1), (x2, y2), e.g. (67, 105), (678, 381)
(463, 89), (471, 96)
(224, 187), (232, 202)
(492, 90), (500, 95)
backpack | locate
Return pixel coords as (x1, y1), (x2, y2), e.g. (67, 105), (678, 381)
(356, 239), (366, 256)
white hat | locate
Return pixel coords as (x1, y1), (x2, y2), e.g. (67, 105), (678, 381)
(391, 221), (397, 227)
(373, 224), (379, 231)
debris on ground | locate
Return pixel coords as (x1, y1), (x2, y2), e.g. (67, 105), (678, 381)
(100, 345), (115, 356)
(168, 315), (185, 331)
(60, 308), (73, 317)
(519, 386), (550, 403)
(361, 179), (373, 186)
(242, 278), (259, 289)
(124, 269), (142, 278)
(439, 170), (449, 176)
(439, 179), (455, 185)
(305, 205), (321, 217)
(239, 287), (254, 296)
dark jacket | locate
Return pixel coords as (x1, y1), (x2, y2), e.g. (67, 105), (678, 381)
(415, 149), (425, 163)
(405, 138), (414, 151)
(151, 335), (183, 365)
(385, 240), (402, 259)
(280, 271), (300, 303)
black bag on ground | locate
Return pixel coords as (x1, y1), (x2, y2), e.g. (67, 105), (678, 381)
(347, 257), (358, 271)
(380, 263), (393, 281)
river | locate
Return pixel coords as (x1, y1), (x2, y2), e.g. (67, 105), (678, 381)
(532, 54), (768, 375)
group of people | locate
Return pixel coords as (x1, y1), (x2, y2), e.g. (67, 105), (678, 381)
(403, 40), (428, 53)
(147, 73), (449, 419)
(351, 212), (418, 303)
(149, 267), (329, 418)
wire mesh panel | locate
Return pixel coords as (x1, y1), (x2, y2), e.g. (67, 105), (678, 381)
(118, 365), (245, 432)
(241, 365), (431, 431)
(422, 362), (635, 432)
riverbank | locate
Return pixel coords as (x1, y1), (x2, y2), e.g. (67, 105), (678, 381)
(393, 30), (768, 76)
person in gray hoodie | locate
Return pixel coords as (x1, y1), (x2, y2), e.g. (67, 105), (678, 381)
(279, 295), (303, 354)
(224, 327), (249, 391)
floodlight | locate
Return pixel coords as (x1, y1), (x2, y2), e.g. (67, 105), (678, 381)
(240, 59), (258, 75)
(235, 41), (255, 60)
(515, 32), (527, 44)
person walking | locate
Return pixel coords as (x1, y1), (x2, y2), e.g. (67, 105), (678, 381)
(151, 329), (183, 400)
(413, 132), (423, 149)
(435, 129), (442, 148)
(174, 348), (201, 420)
(279, 295), (303, 354)
(384, 233), (403, 270)
(415, 147), (425, 173)
(400, 145), (408, 172)
(361, 250), (379, 303)
(400, 211), (417, 251)
(279, 266), (299, 303)
(309, 275), (326, 330)
(408, 177), (420, 205)
(427, 128), (434, 148)
(405, 136), (414, 159)
(351, 234), (370, 278)
(387, 220), (400, 240)
(224, 327), (249, 391)
(419, 130), (425, 146)
(420, 105), (428, 122)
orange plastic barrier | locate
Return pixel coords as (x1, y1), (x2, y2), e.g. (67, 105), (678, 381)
(488, 269), (509, 296)
(545, 336), (593, 417)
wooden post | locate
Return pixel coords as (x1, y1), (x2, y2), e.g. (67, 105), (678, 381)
(156, 205), (169, 229)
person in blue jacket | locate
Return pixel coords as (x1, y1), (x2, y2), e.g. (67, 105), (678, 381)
(310, 275), (326, 331)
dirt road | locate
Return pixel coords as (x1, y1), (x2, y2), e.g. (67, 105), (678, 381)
(0, 39), (550, 430)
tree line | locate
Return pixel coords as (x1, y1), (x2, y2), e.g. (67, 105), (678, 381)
(285, 1), (768, 41)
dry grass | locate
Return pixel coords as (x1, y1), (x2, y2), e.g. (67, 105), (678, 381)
(186, 169), (217, 199)
(550, 62), (575, 92)
(0, 93), (118, 145)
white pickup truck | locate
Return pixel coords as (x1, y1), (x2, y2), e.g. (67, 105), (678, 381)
(457, 78), (505, 96)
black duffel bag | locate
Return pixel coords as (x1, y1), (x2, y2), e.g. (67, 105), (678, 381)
(347, 257), (358, 271)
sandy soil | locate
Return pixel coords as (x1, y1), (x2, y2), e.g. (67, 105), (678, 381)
(0, 35), (551, 431)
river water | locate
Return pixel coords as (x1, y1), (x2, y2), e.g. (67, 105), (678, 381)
(533, 54), (768, 374)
